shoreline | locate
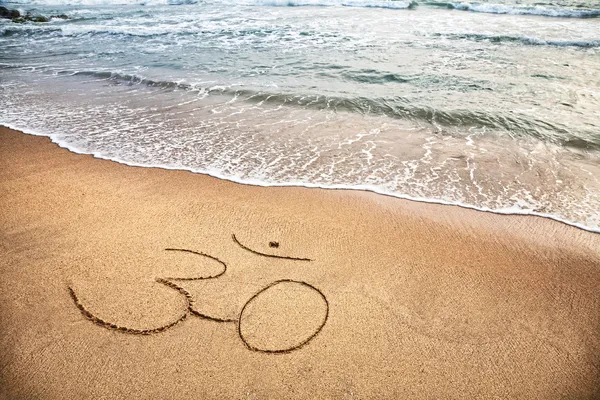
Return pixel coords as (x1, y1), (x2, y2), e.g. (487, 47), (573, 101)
(1, 125), (599, 398)
(3, 122), (599, 235)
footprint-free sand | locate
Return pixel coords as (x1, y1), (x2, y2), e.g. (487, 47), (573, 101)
(1, 126), (599, 399)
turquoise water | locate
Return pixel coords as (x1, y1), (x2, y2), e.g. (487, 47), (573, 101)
(1, 0), (599, 230)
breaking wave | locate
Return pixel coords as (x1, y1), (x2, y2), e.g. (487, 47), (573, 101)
(0, 0), (416, 7)
(1, 0), (597, 17)
(230, 0), (417, 9)
(434, 33), (600, 48)
(0, 0), (200, 5)
(424, 1), (600, 18)
(1, 66), (595, 151)
(3, 21), (597, 50)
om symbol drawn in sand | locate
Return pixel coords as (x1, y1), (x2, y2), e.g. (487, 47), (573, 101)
(68, 234), (329, 354)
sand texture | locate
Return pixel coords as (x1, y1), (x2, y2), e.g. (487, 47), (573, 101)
(1, 126), (599, 399)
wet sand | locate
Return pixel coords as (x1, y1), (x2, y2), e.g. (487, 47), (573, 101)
(1, 126), (599, 399)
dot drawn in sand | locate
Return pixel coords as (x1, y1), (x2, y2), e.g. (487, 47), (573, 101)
(232, 234), (312, 261)
(69, 234), (328, 353)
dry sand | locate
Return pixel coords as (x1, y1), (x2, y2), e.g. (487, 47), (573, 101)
(1, 126), (599, 399)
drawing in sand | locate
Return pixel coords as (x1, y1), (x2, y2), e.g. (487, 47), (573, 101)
(69, 234), (329, 354)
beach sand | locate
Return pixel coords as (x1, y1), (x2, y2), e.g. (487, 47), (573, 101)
(1, 125), (599, 399)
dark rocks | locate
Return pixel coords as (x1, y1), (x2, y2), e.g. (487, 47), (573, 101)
(0, 6), (21, 19)
(0, 7), (68, 23)
(31, 15), (50, 22)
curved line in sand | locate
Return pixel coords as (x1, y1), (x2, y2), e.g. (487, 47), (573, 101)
(189, 308), (237, 323)
(163, 249), (236, 321)
(163, 248), (227, 280)
(232, 234), (313, 261)
(68, 282), (189, 335)
(238, 279), (329, 354)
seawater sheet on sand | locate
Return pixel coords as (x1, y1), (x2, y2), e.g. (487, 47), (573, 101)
(0, 0), (599, 231)
(1, 69), (599, 232)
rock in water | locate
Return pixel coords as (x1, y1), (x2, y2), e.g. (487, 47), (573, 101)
(0, 7), (21, 19)
(32, 16), (50, 22)
(0, 7), (68, 23)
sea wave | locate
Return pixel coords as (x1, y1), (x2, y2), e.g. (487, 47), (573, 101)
(0, 0), (199, 5)
(1, 66), (594, 151)
(424, 1), (600, 18)
(0, 21), (196, 36)
(3, 20), (597, 48)
(233, 0), (416, 9)
(1, 0), (597, 16)
(434, 33), (600, 48)
(0, 0), (415, 6)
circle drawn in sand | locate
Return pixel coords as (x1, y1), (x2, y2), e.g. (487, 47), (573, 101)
(239, 280), (329, 353)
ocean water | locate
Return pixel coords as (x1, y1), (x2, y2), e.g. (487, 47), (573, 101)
(1, 0), (599, 231)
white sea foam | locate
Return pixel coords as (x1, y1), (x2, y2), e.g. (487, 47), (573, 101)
(2, 0), (597, 17)
(342, 0), (414, 9)
(448, 2), (600, 18)
(2, 119), (598, 234)
(2, 70), (599, 233)
(1, 0), (415, 8)
(235, 0), (415, 8)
